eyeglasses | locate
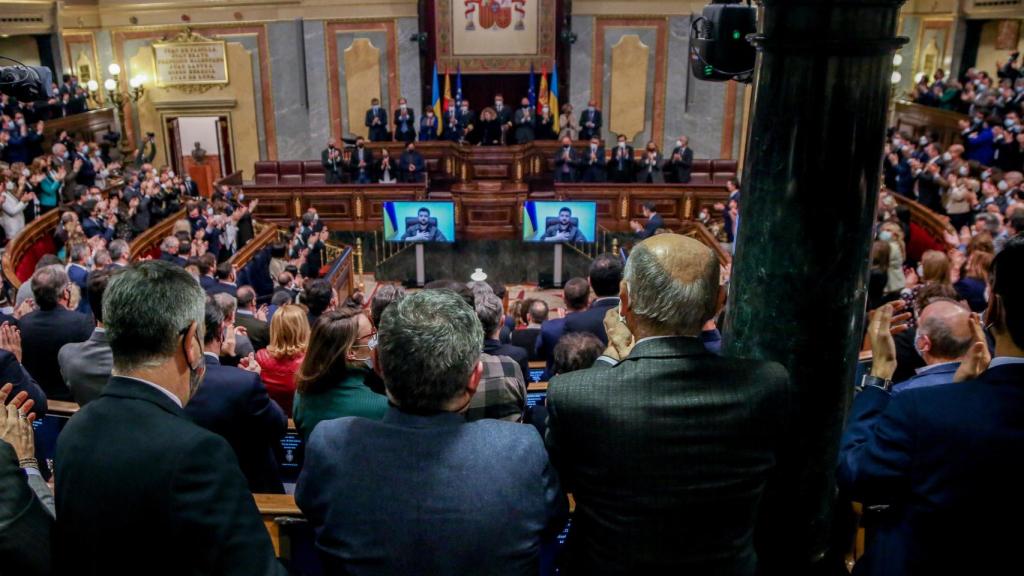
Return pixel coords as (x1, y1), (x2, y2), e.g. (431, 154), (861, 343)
(351, 330), (378, 351)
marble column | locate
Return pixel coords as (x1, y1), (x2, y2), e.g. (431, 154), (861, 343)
(723, 0), (906, 571)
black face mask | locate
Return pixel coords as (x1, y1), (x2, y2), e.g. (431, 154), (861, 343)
(357, 143), (364, 148)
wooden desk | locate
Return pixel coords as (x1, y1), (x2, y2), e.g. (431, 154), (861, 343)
(254, 493), (303, 556)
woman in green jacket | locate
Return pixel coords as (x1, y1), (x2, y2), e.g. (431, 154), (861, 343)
(292, 306), (388, 440)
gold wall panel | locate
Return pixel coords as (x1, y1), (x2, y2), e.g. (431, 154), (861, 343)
(130, 41), (260, 178)
(344, 38), (382, 141)
(609, 34), (649, 142)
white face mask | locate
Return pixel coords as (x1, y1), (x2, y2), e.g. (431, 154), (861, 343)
(676, 141), (683, 148)
(942, 152), (952, 161)
(495, 101), (503, 108)
(590, 144), (597, 151)
(168, 171), (175, 178)
(400, 104), (407, 110)
(22, 169), (30, 177)
(998, 180), (1009, 192)
(4, 182), (13, 191)
(959, 166), (969, 176)
(919, 137), (928, 146)
(618, 142), (626, 148)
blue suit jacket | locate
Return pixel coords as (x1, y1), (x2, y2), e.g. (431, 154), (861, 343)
(838, 362), (1024, 575)
(891, 362), (958, 395)
(184, 354), (287, 494)
(296, 407), (567, 575)
(536, 316), (569, 380)
(67, 263), (91, 315)
(563, 297), (620, 345)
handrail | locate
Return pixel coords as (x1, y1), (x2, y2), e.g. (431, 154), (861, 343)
(325, 245), (356, 303)
(1, 209), (62, 289)
(883, 188), (956, 249)
(128, 209), (188, 261)
(678, 221), (732, 266)
(228, 223), (277, 269)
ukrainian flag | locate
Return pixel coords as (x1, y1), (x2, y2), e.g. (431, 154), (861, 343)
(431, 63), (442, 136)
(550, 63), (560, 133)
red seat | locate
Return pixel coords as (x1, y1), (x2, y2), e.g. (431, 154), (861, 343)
(302, 161), (325, 184)
(253, 161), (279, 185)
(689, 173), (712, 185)
(278, 161), (303, 186)
(254, 173), (279, 185)
(691, 159), (712, 174)
(712, 173), (736, 184)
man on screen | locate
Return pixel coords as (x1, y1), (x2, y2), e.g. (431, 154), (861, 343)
(543, 207), (587, 243)
(402, 207), (448, 242)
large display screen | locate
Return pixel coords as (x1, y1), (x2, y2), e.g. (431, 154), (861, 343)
(383, 201), (456, 243)
(522, 201), (597, 243)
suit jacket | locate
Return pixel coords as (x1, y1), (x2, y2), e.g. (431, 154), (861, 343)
(365, 108), (389, 142)
(607, 145), (635, 183)
(55, 376), (286, 576)
(199, 275), (217, 291)
(348, 147), (375, 179)
(514, 108), (536, 144)
(578, 109), (603, 141)
(74, 152), (96, 186)
(206, 281), (238, 299)
(553, 147), (580, 182)
(0, 350), (46, 420)
(398, 151), (426, 183)
(581, 146), (606, 182)
(235, 310), (270, 352)
(546, 337), (792, 575)
(563, 297), (620, 345)
(393, 108), (417, 142)
(509, 328), (542, 360)
(637, 151), (664, 184)
(67, 263), (91, 314)
(838, 362), (1024, 575)
(20, 307), (94, 400)
(664, 146), (694, 183)
(635, 213), (665, 240)
(536, 316), (570, 379)
(185, 354), (287, 493)
(321, 147), (345, 184)
(891, 361), (958, 395)
(296, 407), (567, 575)
(0, 441), (52, 576)
(483, 339), (530, 384)
(58, 328), (112, 406)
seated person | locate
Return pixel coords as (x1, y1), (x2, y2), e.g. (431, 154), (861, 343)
(543, 207), (587, 243)
(295, 290), (567, 575)
(401, 207), (447, 242)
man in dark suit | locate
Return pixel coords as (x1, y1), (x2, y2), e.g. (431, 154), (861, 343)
(631, 201), (665, 240)
(478, 292), (531, 382)
(838, 236), (1024, 575)
(74, 143), (96, 187)
(20, 266), (94, 400)
(54, 261), (286, 576)
(235, 285), (270, 352)
(197, 253), (217, 291)
(442, 102), (461, 142)
(537, 277), (590, 380)
(365, 98), (389, 142)
(0, 383), (52, 576)
(514, 97), (535, 144)
(564, 253), (624, 344)
(321, 138), (345, 184)
(185, 301), (286, 493)
(546, 234), (792, 575)
(581, 137), (606, 182)
(348, 136), (374, 184)
(0, 341), (47, 421)
(493, 93), (514, 142)
(607, 134), (635, 183)
(296, 290), (566, 574)
(579, 100), (603, 141)
(398, 140), (426, 183)
(393, 97), (416, 143)
(206, 262), (238, 299)
(456, 99), (476, 144)
(67, 243), (92, 314)
(59, 269), (114, 406)
(664, 135), (694, 183)
(554, 136), (580, 183)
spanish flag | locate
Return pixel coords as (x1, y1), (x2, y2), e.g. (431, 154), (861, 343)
(537, 65), (549, 116)
(443, 66), (453, 112)
(431, 63), (442, 136)
(550, 62), (560, 133)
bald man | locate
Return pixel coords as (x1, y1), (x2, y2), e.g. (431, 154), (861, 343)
(545, 234), (792, 575)
(892, 299), (973, 394)
(321, 137), (344, 184)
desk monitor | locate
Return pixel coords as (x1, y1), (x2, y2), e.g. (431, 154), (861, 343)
(523, 201), (596, 243)
(384, 201), (456, 243)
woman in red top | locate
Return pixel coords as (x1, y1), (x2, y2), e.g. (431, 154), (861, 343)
(255, 303), (310, 416)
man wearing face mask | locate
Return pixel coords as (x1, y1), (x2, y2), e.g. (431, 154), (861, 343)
(74, 142), (96, 187)
(514, 97), (535, 144)
(493, 93), (513, 142)
(393, 97), (416, 144)
(553, 137), (579, 183)
(664, 136), (693, 183)
(579, 100), (603, 141)
(348, 136), (374, 184)
(365, 98), (390, 142)
(581, 137), (606, 182)
(419, 105), (439, 142)
(607, 134), (635, 183)
(883, 299), (974, 394)
(54, 261), (287, 576)
(442, 102), (461, 142)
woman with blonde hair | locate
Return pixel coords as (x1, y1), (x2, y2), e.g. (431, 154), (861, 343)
(955, 250), (993, 313)
(878, 221), (906, 295)
(256, 303), (310, 416)
(559, 103), (579, 141)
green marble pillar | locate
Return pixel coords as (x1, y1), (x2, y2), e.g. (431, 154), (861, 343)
(723, 0), (906, 571)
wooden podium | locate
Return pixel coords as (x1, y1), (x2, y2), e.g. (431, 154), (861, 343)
(186, 159), (218, 197)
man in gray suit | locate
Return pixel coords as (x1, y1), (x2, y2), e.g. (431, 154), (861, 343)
(59, 269), (114, 406)
(546, 234), (792, 575)
(296, 290), (567, 575)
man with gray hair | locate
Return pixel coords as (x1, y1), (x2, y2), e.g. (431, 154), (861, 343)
(296, 289), (566, 574)
(479, 291), (531, 379)
(545, 234), (792, 574)
(108, 239), (130, 268)
(54, 261), (286, 575)
(890, 299), (973, 394)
